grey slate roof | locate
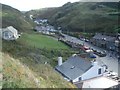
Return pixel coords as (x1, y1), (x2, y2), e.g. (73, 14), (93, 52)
(93, 33), (116, 42)
(55, 56), (92, 80)
(3, 26), (18, 34)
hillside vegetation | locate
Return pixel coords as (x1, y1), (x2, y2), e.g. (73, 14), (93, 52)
(2, 32), (75, 88)
(1, 4), (76, 88)
(27, 2), (120, 33)
(25, 8), (59, 20)
(0, 4), (35, 32)
(2, 52), (75, 88)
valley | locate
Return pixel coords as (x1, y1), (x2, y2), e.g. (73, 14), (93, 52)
(0, 1), (120, 89)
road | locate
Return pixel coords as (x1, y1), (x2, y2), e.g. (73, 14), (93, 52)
(62, 33), (105, 52)
(61, 33), (119, 74)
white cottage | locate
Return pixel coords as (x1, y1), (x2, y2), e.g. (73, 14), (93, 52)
(55, 55), (107, 83)
(2, 26), (20, 40)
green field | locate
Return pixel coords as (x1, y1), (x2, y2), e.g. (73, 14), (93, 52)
(19, 33), (69, 50)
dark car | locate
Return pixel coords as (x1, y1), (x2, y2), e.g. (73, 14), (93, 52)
(93, 50), (106, 57)
(98, 52), (106, 57)
(85, 39), (89, 42)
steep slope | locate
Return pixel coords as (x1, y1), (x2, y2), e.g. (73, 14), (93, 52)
(28, 2), (120, 33)
(2, 34), (75, 88)
(0, 3), (34, 32)
(1, 4), (76, 88)
(2, 52), (40, 88)
(2, 52), (75, 88)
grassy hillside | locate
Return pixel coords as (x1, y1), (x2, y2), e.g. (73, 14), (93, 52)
(0, 3), (35, 32)
(19, 33), (69, 49)
(2, 52), (75, 88)
(1, 4), (77, 88)
(2, 31), (76, 88)
(2, 32), (75, 67)
(28, 2), (120, 33)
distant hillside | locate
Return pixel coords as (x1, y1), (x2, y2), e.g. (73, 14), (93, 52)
(0, 4), (35, 32)
(27, 2), (120, 33)
(25, 8), (59, 20)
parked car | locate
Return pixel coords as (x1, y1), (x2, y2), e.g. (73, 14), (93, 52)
(83, 46), (90, 50)
(97, 51), (106, 57)
(90, 54), (96, 58)
(92, 49), (106, 57)
(80, 38), (85, 41)
(85, 39), (89, 42)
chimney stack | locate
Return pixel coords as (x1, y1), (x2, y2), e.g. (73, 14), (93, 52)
(72, 54), (77, 57)
(58, 57), (62, 66)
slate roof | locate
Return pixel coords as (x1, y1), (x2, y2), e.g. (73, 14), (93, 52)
(93, 33), (116, 42)
(3, 26), (18, 34)
(55, 56), (92, 80)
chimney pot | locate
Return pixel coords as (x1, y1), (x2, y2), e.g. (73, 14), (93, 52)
(58, 57), (62, 66)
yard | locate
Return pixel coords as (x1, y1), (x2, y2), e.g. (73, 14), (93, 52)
(19, 33), (69, 50)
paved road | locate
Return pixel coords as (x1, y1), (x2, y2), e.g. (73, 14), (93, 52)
(62, 33), (119, 74)
(62, 33), (104, 52)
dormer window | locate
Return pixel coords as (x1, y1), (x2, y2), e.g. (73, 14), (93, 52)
(70, 66), (75, 69)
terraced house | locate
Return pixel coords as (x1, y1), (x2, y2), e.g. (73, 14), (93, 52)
(90, 33), (116, 51)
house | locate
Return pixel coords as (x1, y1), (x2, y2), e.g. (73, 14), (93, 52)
(29, 15), (33, 20)
(35, 25), (56, 35)
(2, 26), (20, 40)
(75, 76), (119, 89)
(34, 21), (40, 25)
(34, 19), (48, 25)
(55, 55), (106, 83)
(90, 33), (116, 50)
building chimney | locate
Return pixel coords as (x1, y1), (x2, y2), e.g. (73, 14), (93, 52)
(72, 54), (77, 57)
(58, 57), (62, 66)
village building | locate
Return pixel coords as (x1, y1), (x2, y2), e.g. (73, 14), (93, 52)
(90, 33), (116, 51)
(115, 33), (120, 55)
(55, 55), (107, 83)
(1, 26), (20, 40)
(34, 19), (48, 25)
(35, 25), (56, 35)
(75, 76), (119, 88)
(29, 15), (33, 20)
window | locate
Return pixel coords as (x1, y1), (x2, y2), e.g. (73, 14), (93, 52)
(4, 31), (12, 39)
(4, 32), (9, 37)
(98, 68), (101, 74)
